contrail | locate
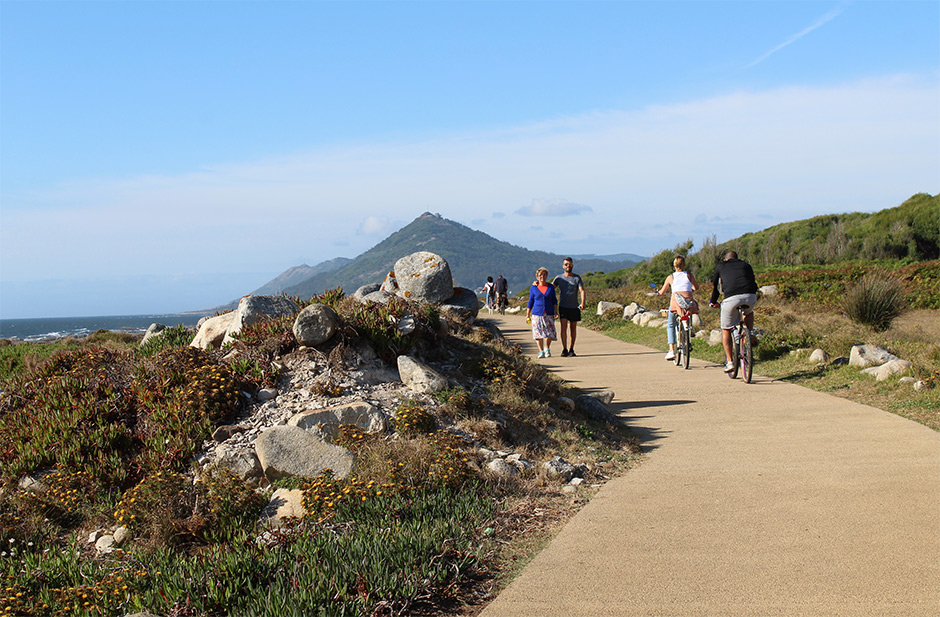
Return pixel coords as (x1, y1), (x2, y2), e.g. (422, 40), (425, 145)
(746, 3), (848, 68)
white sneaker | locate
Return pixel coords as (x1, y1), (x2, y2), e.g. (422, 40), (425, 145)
(665, 351), (675, 361)
(724, 360), (735, 373)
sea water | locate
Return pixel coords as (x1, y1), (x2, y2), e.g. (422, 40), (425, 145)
(0, 313), (211, 342)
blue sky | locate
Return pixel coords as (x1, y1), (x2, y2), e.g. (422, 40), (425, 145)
(1, 0), (938, 318)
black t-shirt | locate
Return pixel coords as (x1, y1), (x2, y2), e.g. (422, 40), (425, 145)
(710, 259), (757, 304)
(494, 277), (508, 294)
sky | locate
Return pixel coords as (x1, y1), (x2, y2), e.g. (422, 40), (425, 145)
(1, 0), (938, 319)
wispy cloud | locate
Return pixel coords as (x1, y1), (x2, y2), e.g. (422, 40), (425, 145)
(516, 198), (593, 217)
(747, 4), (848, 68)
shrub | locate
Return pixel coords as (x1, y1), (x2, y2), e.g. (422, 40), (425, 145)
(138, 324), (193, 357)
(842, 273), (907, 331)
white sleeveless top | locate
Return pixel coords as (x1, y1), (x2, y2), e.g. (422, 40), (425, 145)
(672, 271), (693, 293)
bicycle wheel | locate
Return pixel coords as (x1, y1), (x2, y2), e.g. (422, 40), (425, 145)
(729, 327), (740, 379)
(673, 322), (682, 366)
(741, 325), (753, 383)
(681, 321), (690, 370)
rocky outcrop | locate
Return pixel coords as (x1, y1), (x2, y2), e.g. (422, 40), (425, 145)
(191, 312), (236, 350)
(288, 402), (388, 442)
(393, 252), (454, 304)
(849, 344), (898, 368)
(440, 287), (480, 321)
(224, 295), (299, 346)
(254, 425), (356, 481)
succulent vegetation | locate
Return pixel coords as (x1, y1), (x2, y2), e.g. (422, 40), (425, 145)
(0, 290), (638, 616)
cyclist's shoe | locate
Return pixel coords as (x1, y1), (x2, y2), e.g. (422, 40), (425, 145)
(568, 349), (576, 357)
(561, 348), (570, 357)
(665, 351), (675, 361)
(723, 360), (735, 373)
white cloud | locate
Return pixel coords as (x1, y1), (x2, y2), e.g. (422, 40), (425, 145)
(516, 198), (593, 217)
(747, 4), (847, 68)
(357, 216), (392, 236)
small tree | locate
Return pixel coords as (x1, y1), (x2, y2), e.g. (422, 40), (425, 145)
(843, 273), (907, 331)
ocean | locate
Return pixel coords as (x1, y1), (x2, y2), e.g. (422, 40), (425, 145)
(0, 313), (211, 342)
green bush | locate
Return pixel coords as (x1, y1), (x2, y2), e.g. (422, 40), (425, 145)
(842, 273), (907, 331)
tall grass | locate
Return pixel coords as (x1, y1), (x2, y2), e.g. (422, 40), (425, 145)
(842, 273), (907, 331)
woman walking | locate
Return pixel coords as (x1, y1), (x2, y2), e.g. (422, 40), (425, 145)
(526, 267), (558, 358)
(657, 255), (700, 361)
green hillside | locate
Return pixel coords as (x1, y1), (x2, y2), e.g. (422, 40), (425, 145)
(590, 192), (939, 289)
(283, 213), (640, 297)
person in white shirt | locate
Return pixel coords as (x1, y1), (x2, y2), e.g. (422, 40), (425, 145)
(657, 255), (700, 361)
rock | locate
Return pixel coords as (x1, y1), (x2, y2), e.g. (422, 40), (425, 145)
(112, 526), (132, 545)
(288, 402), (388, 440)
(584, 390), (615, 406)
(353, 283), (381, 301)
(831, 356), (849, 366)
(759, 285), (778, 296)
(212, 424), (247, 442)
(645, 318), (666, 328)
(914, 380), (929, 391)
(691, 314), (703, 330)
(439, 287), (480, 321)
(256, 388), (278, 402)
(362, 290), (397, 304)
(393, 252), (454, 304)
(213, 448), (264, 482)
(223, 295), (299, 346)
(506, 453), (534, 470)
(139, 323), (167, 347)
(293, 303), (340, 347)
(637, 311), (661, 326)
(622, 302), (644, 320)
(849, 344), (898, 368)
(708, 330), (723, 346)
(255, 425), (355, 481)
(543, 456), (577, 481)
(190, 312), (236, 350)
(861, 359), (912, 381)
(261, 488), (306, 526)
(575, 394), (618, 424)
(397, 355), (448, 393)
(486, 458), (519, 478)
(809, 349), (829, 364)
(597, 301), (624, 316)
(95, 535), (116, 554)
(397, 313), (416, 335)
(380, 269), (399, 293)
(557, 396), (575, 412)
(899, 376), (917, 384)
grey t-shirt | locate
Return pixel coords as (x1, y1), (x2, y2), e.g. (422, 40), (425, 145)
(552, 273), (584, 309)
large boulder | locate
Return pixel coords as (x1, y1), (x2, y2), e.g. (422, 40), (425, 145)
(393, 252), (454, 304)
(397, 355), (448, 393)
(140, 323), (167, 347)
(353, 283), (381, 301)
(575, 394), (618, 424)
(849, 344), (898, 368)
(293, 303), (340, 347)
(223, 295), (299, 346)
(439, 287), (480, 321)
(597, 301), (624, 316)
(861, 359), (912, 381)
(288, 402), (388, 442)
(190, 312), (236, 350)
(255, 425), (355, 480)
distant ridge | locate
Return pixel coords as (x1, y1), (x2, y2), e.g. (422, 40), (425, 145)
(281, 213), (643, 298)
(250, 258), (352, 296)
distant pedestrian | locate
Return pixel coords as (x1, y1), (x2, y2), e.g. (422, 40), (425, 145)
(483, 276), (496, 313)
(552, 257), (585, 357)
(526, 267), (558, 358)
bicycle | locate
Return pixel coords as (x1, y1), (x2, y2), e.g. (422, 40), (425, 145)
(673, 312), (692, 370)
(496, 293), (508, 315)
(728, 304), (753, 383)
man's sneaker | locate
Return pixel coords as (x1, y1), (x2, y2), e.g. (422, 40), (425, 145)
(665, 351), (675, 361)
(568, 349), (576, 357)
(724, 360), (735, 373)
(561, 348), (569, 357)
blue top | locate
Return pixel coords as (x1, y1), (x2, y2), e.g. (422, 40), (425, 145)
(528, 283), (557, 316)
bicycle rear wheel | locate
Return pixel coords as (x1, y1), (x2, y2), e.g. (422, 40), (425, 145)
(741, 325), (753, 383)
(673, 321), (682, 366)
(680, 320), (690, 370)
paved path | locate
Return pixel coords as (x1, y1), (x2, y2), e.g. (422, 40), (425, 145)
(478, 314), (940, 617)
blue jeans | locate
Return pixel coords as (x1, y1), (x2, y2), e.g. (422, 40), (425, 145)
(667, 311), (695, 345)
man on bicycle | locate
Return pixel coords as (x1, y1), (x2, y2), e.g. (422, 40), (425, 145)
(494, 275), (509, 313)
(708, 251), (758, 373)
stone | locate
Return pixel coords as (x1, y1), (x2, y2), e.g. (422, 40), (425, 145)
(637, 312), (660, 326)
(575, 394), (618, 424)
(397, 355), (448, 393)
(809, 349), (829, 364)
(691, 314), (703, 330)
(439, 287), (480, 321)
(543, 456), (577, 481)
(708, 330), (723, 346)
(861, 359), (912, 382)
(622, 302), (644, 320)
(645, 318), (666, 328)
(223, 295), (299, 346)
(213, 448), (264, 482)
(288, 402), (388, 440)
(362, 290), (397, 304)
(212, 424), (247, 442)
(255, 425), (355, 481)
(759, 285), (778, 296)
(393, 252), (454, 304)
(256, 388), (278, 402)
(353, 283), (381, 301)
(486, 458), (519, 478)
(380, 269), (399, 293)
(849, 344), (898, 368)
(597, 301), (624, 316)
(112, 526), (132, 545)
(584, 390), (615, 406)
(831, 356), (850, 366)
(506, 453), (534, 470)
(899, 376), (917, 384)
(139, 323), (167, 347)
(95, 535), (116, 554)
(262, 488), (306, 526)
(557, 396), (576, 412)
(190, 312), (236, 350)
(293, 303), (340, 347)
(914, 380), (929, 391)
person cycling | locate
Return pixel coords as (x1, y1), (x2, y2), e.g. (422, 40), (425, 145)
(657, 255), (699, 361)
(494, 275), (509, 313)
(708, 251), (758, 373)
(483, 276), (496, 313)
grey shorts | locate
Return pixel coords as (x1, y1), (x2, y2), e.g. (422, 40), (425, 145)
(720, 293), (758, 329)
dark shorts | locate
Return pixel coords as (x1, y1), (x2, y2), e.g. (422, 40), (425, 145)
(559, 306), (581, 322)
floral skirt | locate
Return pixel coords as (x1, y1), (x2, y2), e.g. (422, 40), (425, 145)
(531, 315), (557, 340)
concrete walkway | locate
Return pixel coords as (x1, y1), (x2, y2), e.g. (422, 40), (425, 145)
(479, 314), (940, 617)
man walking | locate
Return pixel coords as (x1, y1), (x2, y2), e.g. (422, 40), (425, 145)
(708, 251), (758, 372)
(552, 257), (586, 357)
